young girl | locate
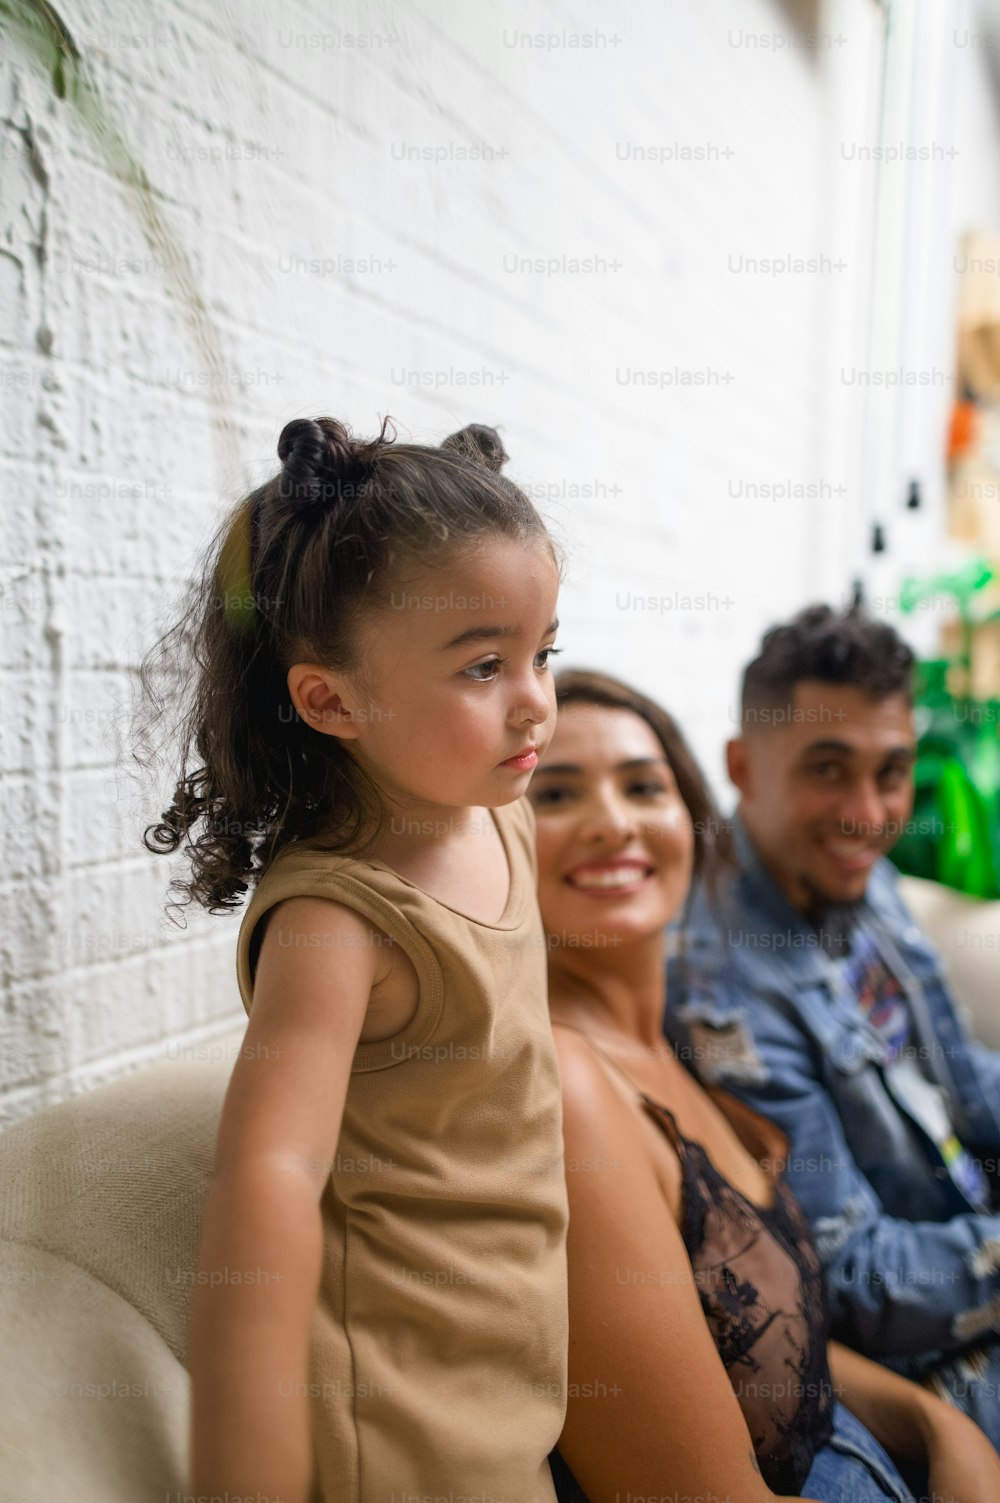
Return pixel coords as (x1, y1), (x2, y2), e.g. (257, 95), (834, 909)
(138, 417), (569, 1503)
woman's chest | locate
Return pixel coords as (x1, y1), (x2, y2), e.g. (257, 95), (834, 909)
(610, 1056), (778, 1215)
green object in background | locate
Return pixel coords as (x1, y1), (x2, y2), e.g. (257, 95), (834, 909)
(888, 561), (1000, 899)
(936, 756), (994, 897)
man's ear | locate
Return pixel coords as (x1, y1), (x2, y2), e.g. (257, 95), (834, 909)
(726, 736), (752, 797)
(287, 663), (361, 741)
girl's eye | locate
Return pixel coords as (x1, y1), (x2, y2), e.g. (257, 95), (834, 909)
(464, 657), (502, 683)
(629, 779), (668, 797)
(463, 646), (561, 683)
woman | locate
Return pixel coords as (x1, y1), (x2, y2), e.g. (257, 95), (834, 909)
(527, 667), (1000, 1503)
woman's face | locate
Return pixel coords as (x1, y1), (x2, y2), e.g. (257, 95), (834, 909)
(526, 702), (695, 949)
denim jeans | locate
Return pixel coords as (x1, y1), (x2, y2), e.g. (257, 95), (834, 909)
(802, 1403), (918, 1502)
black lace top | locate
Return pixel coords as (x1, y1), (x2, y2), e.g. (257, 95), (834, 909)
(550, 1034), (835, 1500)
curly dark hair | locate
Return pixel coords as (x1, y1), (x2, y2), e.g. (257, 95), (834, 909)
(133, 417), (563, 920)
(740, 603), (915, 728)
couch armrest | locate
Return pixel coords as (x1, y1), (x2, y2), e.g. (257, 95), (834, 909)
(0, 1241), (189, 1502)
(897, 876), (1000, 1050)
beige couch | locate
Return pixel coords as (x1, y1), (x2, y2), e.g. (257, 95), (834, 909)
(1, 876), (997, 1501)
(0, 1035), (247, 1501)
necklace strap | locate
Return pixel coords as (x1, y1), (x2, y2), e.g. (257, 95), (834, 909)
(549, 1018), (652, 1100)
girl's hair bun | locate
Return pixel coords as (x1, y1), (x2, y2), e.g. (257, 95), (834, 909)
(277, 416), (371, 504)
(440, 423), (508, 473)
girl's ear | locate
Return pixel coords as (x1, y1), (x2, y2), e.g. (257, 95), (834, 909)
(287, 664), (361, 741)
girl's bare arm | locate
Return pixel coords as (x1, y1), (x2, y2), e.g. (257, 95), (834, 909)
(188, 895), (390, 1503)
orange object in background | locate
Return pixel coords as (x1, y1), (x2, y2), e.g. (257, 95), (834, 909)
(947, 398), (978, 462)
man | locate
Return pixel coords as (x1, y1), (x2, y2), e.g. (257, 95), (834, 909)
(666, 603), (1000, 1447)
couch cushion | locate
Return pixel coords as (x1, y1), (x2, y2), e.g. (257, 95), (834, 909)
(897, 876), (1000, 1050)
(0, 1241), (189, 1502)
(0, 1028), (246, 1365)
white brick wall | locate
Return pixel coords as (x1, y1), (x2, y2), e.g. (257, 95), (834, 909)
(1, 0), (979, 1120)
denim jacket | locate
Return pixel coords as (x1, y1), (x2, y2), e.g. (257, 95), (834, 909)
(665, 810), (1000, 1367)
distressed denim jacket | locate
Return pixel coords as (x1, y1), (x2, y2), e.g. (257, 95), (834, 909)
(665, 811), (1000, 1368)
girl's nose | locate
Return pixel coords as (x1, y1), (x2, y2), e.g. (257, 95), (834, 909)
(510, 678), (552, 728)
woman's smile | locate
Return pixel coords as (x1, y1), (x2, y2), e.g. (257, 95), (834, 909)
(563, 858), (656, 893)
(529, 701), (695, 945)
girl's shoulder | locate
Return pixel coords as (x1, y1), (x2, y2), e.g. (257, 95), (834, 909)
(238, 838), (438, 994)
(242, 835), (430, 950)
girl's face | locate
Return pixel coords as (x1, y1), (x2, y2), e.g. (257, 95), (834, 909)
(527, 702), (695, 948)
(338, 535), (560, 816)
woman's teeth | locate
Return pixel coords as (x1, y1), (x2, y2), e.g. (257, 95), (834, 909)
(567, 866), (650, 889)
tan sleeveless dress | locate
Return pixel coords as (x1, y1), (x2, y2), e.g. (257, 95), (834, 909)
(235, 794), (569, 1502)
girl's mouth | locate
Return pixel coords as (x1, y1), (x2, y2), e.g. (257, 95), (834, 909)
(502, 748), (538, 770)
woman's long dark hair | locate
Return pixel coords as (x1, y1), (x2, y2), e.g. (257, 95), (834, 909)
(549, 667), (735, 892)
(133, 417), (562, 920)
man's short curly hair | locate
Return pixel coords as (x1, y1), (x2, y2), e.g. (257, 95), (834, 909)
(740, 604), (915, 729)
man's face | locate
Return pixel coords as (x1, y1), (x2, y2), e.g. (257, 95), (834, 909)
(729, 679), (917, 911)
